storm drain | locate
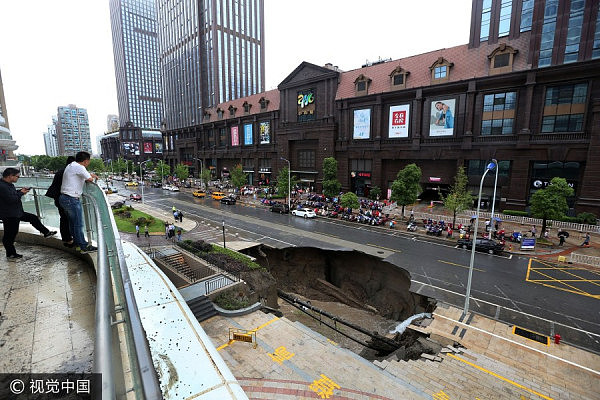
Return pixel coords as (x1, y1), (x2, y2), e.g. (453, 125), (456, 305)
(512, 326), (549, 345)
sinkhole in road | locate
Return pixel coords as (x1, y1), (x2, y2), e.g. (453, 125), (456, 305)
(245, 245), (440, 360)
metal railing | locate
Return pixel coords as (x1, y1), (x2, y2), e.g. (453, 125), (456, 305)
(569, 253), (600, 267)
(19, 179), (162, 399)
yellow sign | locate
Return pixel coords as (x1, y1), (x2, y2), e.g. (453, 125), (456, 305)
(268, 346), (295, 364)
(309, 374), (340, 399)
(228, 328), (257, 348)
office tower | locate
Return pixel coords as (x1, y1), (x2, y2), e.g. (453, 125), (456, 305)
(109, 0), (162, 130)
(0, 68), (19, 169)
(44, 117), (59, 157)
(156, 0), (265, 130)
(107, 114), (119, 132)
(55, 105), (92, 156)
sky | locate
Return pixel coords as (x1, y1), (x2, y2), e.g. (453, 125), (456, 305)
(0, 0), (472, 156)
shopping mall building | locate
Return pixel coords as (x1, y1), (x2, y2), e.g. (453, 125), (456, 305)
(163, 0), (600, 215)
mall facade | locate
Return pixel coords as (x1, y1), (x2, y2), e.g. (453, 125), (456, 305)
(163, 1), (600, 215)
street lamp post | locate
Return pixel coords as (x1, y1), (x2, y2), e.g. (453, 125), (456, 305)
(281, 157), (290, 212)
(489, 159), (499, 239)
(463, 159), (497, 316)
(193, 157), (204, 189)
(140, 160), (150, 204)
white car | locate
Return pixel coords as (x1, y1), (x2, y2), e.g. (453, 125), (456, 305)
(168, 185), (180, 192)
(291, 208), (316, 219)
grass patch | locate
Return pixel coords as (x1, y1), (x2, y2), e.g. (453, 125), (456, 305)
(112, 206), (166, 233)
(210, 244), (263, 270)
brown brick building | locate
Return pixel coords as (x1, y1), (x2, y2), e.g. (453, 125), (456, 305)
(164, 0), (600, 215)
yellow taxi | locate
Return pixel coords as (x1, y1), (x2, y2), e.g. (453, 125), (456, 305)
(125, 181), (139, 187)
(192, 190), (206, 198)
(211, 192), (226, 200)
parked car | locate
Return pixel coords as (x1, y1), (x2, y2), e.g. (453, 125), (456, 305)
(104, 187), (118, 194)
(168, 185), (180, 192)
(183, 181), (192, 188)
(456, 238), (504, 255)
(129, 193), (142, 201)
(192, 190), (206, 198)
(212, 191), (226, 200)
(291, 208), (317, 219)
(270, 203), (289, 214)
(125, 181), (139, 187)
(220, 195), (237, 205)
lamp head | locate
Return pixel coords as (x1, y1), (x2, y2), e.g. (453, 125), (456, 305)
(486, 159), (498, 170)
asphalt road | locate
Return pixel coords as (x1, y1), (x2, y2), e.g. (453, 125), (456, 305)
(118, 183), (600, 353)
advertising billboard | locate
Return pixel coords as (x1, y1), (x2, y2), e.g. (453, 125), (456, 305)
(154, 142), (163, 153)
(231, 126), (239, 146)
(143, 142), (153, 154)
(297, 89), (315, 122)
(389, 104), (410, 138)
(123, 142), (140, 155)
(244, 123), (253, 145)
(429, 99), (455, 136)
(353, 109), (371, 139)
(259, 121), (270, 144)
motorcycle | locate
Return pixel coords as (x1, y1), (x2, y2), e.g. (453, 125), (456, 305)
(407, 221), (417, 232)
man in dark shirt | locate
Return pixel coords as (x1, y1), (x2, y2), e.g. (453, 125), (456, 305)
(0, 168), (56, 260)
(46, 156), (75, 246)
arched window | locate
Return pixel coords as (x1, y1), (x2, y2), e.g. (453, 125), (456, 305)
(354, 74), (372, 96)
(488, 44), (518, 75)
(389, 66), (409, 90)
(429, 57), (453, 84)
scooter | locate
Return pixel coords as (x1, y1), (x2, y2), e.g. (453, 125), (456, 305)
(407, 221), (417, 232)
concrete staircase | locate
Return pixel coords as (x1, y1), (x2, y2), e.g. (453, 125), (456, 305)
(161, 252), (200, 281)
(187, 295), (217, 322)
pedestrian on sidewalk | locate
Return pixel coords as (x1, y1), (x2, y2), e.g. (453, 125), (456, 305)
(164, 222), (169, 239)
(135, 224), (140, 238)
(531, 225), (537, 237)
(581, 232), (590, 247)
(177, 209), (183, 222)
(176, 229), (182, 242)
(144, 225), (149, 238)
(45, 156), (75, 247)
(0, 168), (57, 260)
(168, 223), (175, 239)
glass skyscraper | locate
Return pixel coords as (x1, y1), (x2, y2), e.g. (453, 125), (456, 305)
(56, 105), (92, 155)
(156, 0), (265, 130)
(110, 0), (162, 130)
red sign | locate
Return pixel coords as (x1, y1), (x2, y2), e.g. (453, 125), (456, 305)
(143, 142), (153, 153)
(392, 111), (406, 126)
(358, 172), (371, 178)
(429, 177), (441, 182)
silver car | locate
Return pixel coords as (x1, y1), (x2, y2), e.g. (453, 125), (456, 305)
(291, 208), (317, 219)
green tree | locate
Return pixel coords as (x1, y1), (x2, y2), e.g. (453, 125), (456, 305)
(144, 160), (155, 172)
(113, 158), (127, 175)
(88, 158), (105, 174)
(368, 186), (382, 201)
(32, 155), (53, 171)
(155, 160), (171, 180)
(322, 157), (341, 198)
(174, 163), (189, 180)
(340, 192), (360, 209)
(49, 156), (68, 172)
(530, 177), (574, 236)
(277, 166), (297, 200)
(200, 168), (211, 188)
(390, 163), (422, 218)
(441, 166), (473, 227)
(230, 164), (247, 191)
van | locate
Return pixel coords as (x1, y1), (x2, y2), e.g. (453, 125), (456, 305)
(211, 192), (226, 200)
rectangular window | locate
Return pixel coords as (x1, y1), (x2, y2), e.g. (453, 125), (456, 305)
(393, 74), (404, 85)
(563, 0), (586, 63)
(434, 66), (447, 79)
(593, 3), (600, 59)
(480, 0), (492, 41)
(356, 81), (366, 91)
(298, 150), (315, 169)
(498, 0), (512, 37)
(482, 92), (516, 135)
(494, 53), (510, 68)
(468, 160), (510, 177)
(538, 0), (559, 67)
(520, 0), (534, 32)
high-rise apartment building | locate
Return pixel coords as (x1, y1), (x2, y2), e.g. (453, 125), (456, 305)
(109, 0), (162, 130)
(156, 0), (265, 130)
(43, 117), (59, 157)
(55, 105), (92, 156)
(107, 114), (120, 132)
(0, 68), (19, 170)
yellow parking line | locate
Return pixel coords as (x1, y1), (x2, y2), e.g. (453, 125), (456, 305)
(446, 353), (554, 400)
(367, 244), (401, 253)
(527, 265), (599, 299)
(438, 260), (484, 272)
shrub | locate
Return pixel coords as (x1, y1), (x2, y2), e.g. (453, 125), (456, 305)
(213, 291), (250, 310)
(134, 216), (154, 226)
(502, 210), (529, 217)
(561, 216), (580, 223)
(577, 212), (597, 225)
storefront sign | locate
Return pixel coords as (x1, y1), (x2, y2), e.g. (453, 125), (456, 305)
(429, 98), (455, 136)
(123, 142), (140, 155)
(389, 104), (410, 138)
(244, 124), (253, 145)
(531, 179), (576, 191)
(297, 89), (315, 122)
(353, 109), (371, 139)
(429, 177), (441, 182)
(154, 142), (163, 153)
(357, 172), (371, 178)
(231, 126), (239, 146)
(259, 121), (270, 144)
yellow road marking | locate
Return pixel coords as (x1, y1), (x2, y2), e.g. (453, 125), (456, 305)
(367, 243), (401, 253)
(527, 259), (600, 299)
(437, 259), (484, 272)
(447, 353), (554, 400)
(532, 279), (600, 282)
(217, 317), (280, 351)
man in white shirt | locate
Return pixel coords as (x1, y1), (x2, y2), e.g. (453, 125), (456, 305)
(58, 151), (99, 253)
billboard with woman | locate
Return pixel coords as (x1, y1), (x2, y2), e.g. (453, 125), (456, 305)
(429, 99), (455, 136)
